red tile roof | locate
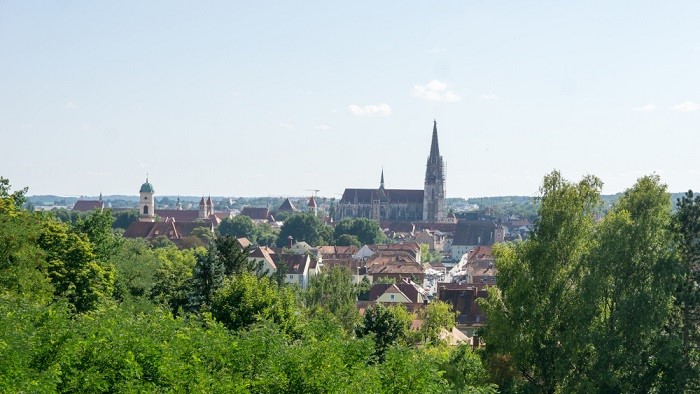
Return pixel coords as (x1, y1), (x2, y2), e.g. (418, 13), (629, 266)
(72, 200), (103, 212)
(240, 207), (271, 220)
(155, 209), (199, 222)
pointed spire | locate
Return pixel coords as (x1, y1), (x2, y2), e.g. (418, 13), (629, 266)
(380, 167), (385, 189)
(99, 191), (102, 201)
(199, 197), (205, 206)
(429, 119), (440, 162)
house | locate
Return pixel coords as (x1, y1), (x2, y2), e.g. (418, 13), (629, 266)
(123, 217), (214, 246)
(316, 245), (359, 260)
(321, 258), (367, 284)
(278, 253), (310, 288)
(366, 260), (425, 284)
(366, 279), (428, 304)
(353, 242), (421, 263)
(463, 246), (497, 285)
(450, 220), (497, 261)
(437, 282), (490, 326)
(240, 207), (274, 223)
(248, 246), (277, 275)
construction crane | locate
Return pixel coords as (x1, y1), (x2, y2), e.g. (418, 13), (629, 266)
(305, 189), (320, 197)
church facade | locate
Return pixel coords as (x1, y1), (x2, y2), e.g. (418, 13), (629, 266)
(336, 121), (447, 222)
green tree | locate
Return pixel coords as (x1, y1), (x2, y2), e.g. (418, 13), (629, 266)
(218, 215), (256, 242)
(480, 171), (602, 393)
(417, 300), (456, 344)
(581, 175), (684, 392)
(151, 246), (197, 315)
(73, 209), (121, 262)
(673, 190), (700, 390)
(211, 271), (301, 337)
(0, 176), (28, 208)
(112, 209), (139, 230)
(276, 212), (332, 247)
(356, 303), (413, 361)
(190, 226), (215, 244)
(110, 238), (159, 300)
(305, 266), (360, 332)
(38, 220), (115, 313)
(214, 235), (261, 276)
(336, 233), (361, 247)
(334, 218), (387, 245)
(188, 244), (225, 311)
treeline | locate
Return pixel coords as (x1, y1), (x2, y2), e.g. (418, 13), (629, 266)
(0, 177), (493, 393)
(479, 172), (700, 392)
(219, 214), (388, 248)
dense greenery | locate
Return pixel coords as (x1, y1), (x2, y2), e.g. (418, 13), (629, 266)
(480, 171), (700, 392)
(1, 178), (492, 393)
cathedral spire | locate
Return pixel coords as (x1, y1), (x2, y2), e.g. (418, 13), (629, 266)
(380, 167), (385, 189)
(429, 119), (440, 163)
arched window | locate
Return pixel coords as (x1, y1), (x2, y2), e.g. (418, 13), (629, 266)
(143, 205), (149, 215)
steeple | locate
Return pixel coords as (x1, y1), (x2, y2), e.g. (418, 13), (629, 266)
(423, 119), (446, 222)
(428, 119), (440, 163)
(380, 168), (385, 189)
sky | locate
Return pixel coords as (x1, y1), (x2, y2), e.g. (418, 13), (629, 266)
(1, 1), (699, 198)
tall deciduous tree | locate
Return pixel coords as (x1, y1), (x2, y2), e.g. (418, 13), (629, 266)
(356, 303), (413, 362)
(581, 175), (682, 392)
(38, 220), (115, 313)
(276, 212), (332, 247)
(334, 218), (387, 245)
(305, 266), (360, 332)
(218, 216), (256, 241)
(211, 271), (301, 337)
(480, 171), (602, 392)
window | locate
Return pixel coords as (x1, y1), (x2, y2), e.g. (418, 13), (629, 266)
(143, 205), (149, 215)
(390, 294), (395, 300)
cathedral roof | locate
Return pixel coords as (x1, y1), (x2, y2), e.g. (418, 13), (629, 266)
(340, 188), (424, 204)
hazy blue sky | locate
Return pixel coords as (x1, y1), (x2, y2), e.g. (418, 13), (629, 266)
(2, 1), (699, 198)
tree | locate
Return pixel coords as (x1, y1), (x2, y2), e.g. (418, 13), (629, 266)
(38, 220), (115, 313)
(211, 271), (301, 337)
(673, 190), (700, 390)
(110, 238), (159, 300)
(214, 235), (260, 276)
(305, 266), (360, 332)
(580, 176), (685, 392)
(334, 218), (387, 245)
(73, 209), (121, 262)
(112, 209), (139, 230)
(0, 176), (28, 209)
(480, 171), (602, 393)
(416, 300), (456, 344)
(190, 226), (215, 244)
(336, 234), (361, 247)
(218, 216), (256, 242)
(356, 303), (413, 361)
(276, 212), (332, 247)
(188, 244), (225, 311)
(150, 246), (197, 315)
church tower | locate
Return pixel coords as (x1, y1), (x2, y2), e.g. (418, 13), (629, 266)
(423, 120), (446, 222)
(139, 177), (156, 222)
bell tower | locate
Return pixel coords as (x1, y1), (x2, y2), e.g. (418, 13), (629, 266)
(139, 176), (156, 222)
(423, 120), (446, 222)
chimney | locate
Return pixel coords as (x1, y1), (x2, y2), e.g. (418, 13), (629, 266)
(288, 235), (293, 248)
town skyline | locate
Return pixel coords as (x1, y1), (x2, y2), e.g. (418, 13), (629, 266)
(2, 2), (699, 197)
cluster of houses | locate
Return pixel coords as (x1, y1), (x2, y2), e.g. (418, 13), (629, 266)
(70, 175), (534, 344)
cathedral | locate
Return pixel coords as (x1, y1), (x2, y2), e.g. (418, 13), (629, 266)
(336, 120), (447, 222)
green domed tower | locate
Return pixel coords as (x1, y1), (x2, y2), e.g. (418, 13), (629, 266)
(139, 177), (155, 222)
